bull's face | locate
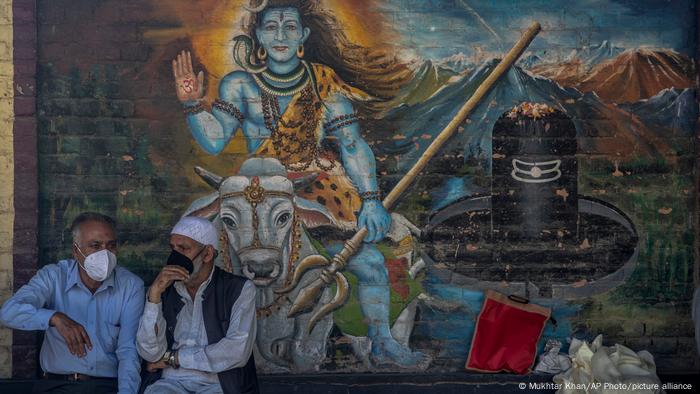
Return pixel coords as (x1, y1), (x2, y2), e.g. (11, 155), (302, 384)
(219, 175), (296, 287)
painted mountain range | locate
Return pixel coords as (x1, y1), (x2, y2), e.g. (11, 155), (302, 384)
(532, 48), (695, 103)
(564, 40), (625, 69)
(387, 60), (458, 107)
(373, 59), (674, 168)
(620, 87), (697, 137)
(367, 47), (692, 208)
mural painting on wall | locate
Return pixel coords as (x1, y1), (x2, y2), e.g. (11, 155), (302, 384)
(37, 0), (696, 373)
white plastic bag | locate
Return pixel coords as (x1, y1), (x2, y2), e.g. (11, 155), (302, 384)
(553, 335), (661, 394)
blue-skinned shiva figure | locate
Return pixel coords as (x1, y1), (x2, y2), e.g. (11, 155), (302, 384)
(172, 0), (427, 367)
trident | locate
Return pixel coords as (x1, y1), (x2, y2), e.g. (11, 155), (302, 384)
(276, 22), (542, 333)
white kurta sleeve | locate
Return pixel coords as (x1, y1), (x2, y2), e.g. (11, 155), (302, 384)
(136, 298), (168, 363)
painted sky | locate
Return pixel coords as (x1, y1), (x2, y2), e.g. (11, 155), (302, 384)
(378, 0), (696, 60)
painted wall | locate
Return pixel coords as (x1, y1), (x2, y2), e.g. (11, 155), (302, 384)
(9, 0), (698, 375)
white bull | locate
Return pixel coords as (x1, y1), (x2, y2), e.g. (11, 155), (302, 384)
(185, 158), (334, 373)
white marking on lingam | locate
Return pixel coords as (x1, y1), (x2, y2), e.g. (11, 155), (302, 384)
(511, 158), (561, 183)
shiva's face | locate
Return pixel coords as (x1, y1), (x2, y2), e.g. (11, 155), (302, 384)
(255, 7), (310, 64)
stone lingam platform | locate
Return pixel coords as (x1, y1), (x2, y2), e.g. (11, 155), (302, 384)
(421, 103), (639, 299)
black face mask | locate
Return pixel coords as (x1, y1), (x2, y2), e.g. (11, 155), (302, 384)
(166, 249), (194, 274)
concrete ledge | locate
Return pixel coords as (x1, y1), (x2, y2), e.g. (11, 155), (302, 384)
(1, 373), (697, 394)
(260, 372), (556, 393)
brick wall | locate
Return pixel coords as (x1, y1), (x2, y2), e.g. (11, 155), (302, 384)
(10, 0), (38, 379)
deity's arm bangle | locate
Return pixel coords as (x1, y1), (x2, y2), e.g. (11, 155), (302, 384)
(183, 101), (205, 116)
(323, 112), (360, 134)
(359, 190), (382, 201)
(212, 99), (245, 124)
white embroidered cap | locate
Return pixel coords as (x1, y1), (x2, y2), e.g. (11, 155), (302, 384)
(171, 216), (218, 249)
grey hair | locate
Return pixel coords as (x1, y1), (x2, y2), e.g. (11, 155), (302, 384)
(70, 212), (117, 244)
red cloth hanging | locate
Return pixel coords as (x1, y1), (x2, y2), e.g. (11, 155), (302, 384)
(466, 290), (551, 375)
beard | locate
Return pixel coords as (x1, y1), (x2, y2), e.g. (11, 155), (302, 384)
(184, 254), (205, 284)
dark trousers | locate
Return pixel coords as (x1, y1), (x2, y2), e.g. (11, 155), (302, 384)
(32, 379), (118, 394)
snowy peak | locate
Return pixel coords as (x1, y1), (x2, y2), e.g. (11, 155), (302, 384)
(565, 40), (625, 68)
(436, 52), (474, 73)
(578, 48), (695, 103)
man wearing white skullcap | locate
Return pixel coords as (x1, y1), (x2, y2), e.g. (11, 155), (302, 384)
(170, 216), (219, 249)
(136, 216), (259, 394)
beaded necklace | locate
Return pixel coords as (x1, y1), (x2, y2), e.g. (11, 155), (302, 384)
(260, 84), (334, 172)
(261, 65), (305, 84)
(253, 68), (309, 97)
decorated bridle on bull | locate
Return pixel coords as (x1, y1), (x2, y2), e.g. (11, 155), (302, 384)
(195, 168), (304, 319)
(220, 176), (296, 253)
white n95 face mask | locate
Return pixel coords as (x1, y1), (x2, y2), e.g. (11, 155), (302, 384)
(76, 246), (117, 282)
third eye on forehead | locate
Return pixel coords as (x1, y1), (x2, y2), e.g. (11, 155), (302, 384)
(263, 9), (301, 24)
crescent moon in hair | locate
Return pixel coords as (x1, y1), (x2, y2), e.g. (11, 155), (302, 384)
(243, 0), (268, 13)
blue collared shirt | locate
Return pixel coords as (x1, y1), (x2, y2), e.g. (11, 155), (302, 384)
(0, 259), (144, 394)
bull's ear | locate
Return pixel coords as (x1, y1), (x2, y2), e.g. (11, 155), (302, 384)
(292, 198), (334, 228)
(291, 172), (319, 192)
(189, 198), (221, 220)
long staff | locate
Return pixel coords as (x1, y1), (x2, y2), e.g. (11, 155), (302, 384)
(278, 22), (543, 333)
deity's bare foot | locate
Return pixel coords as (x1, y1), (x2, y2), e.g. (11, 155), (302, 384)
(370, 336), (430, 369)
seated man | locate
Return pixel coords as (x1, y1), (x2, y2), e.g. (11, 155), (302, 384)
(137, 216), (258, 394)
(0, 212), (145, 394)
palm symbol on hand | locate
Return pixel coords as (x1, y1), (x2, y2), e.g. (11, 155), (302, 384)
(172, 50), (205, 103)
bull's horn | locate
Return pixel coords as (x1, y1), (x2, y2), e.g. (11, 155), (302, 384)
(275, 254), (329, 295)
(306, 272), (349, 334)
(194, 166), (224, 190)
(291, 172), (319, 191)
(243, 0), (268, 12)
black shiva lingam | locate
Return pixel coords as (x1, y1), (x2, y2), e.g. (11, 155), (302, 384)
(491, 103), (578, 241)
(421, 103), (639, 299)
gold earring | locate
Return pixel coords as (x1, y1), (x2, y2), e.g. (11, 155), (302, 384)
(257, 46), (267, 61)
(296, 44), (304, 58)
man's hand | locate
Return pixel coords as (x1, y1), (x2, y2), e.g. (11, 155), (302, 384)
(49, 312), (92, 358)
(148, 265), (189, 304)
(145, 360), (168, 373)
(358, 200), (392, 243)
(172, 50), (205, 104)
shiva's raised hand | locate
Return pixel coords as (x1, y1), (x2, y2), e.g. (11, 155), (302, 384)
(172, 50), (205, 104)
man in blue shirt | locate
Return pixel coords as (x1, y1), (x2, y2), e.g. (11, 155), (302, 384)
(0, 212), (145, 393)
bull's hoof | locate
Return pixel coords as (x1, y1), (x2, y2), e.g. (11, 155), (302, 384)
(370, 337), (431, 369)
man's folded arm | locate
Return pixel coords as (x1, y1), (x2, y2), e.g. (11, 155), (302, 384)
(0, 265), (58, 330)
(136, 296), (167, 363)
(177, 280), (257, 373)
(116, 280), (145, 394)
